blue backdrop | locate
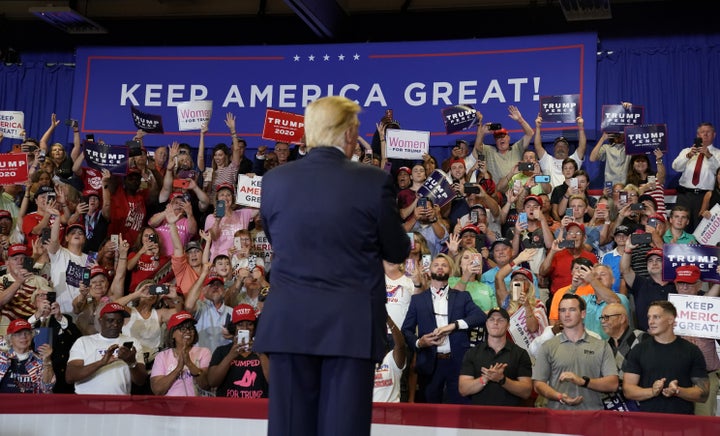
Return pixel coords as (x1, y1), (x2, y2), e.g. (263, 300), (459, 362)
(3, 33), (720, 189)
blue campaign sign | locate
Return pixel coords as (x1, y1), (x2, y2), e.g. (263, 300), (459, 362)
(70, 33), (597, 149)
(662, 243), (720, 283)
(624, 124), (668, 155)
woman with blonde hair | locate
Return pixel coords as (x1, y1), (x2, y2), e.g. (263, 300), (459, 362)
(448, 247), (496, 312)
(494, 248), (547, 338)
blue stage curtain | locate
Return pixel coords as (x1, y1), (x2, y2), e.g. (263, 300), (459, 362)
(0, 52), (75, 151)
(593, 34), (720, 188)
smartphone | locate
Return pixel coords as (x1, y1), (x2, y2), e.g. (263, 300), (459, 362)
(148, 233), (158, 243)
(518, 162), (534, 172)
(569, 178), (578, 189)
(46, 192), (56, 203)
(470, 210), (479, 224)
(630, 203), (644, 211)
(605, 181), (613, 190)
(694, 137), (703, 147)
(597, 202), (607, 211)
(518, 212), (528, 227)
(176, 169), (197, 180)
(46, 291), (56, 303)
(383, 109), (393, 122)
(417, 197), (428, 209)
(22, 256), (35, 273)
(82, 268), (91, 286)
(111, 234), (119, 247)
(85, 134), (95, 143)
(65, 119), (78, 128)
(173, 179), (190, 189)
(464, 183), (480, 194)
(405, 258), (416, 273)
(216, 200), (226, 218)
(558, 239), (576, 249)
(407, 232), (415, 250)
(122, 341), (134, 349)
(127, 140), (142, 157)
(513, 180), (522, 194)
(149, 284), (170, 295)
(564, 208), (573, 218)
(511, 282), (523, 301)
(534, 175), (551, 184)
(34, 327), (53, 352)
(489, 123), (502, 131)
(421, 254), (432, 270)
(619, 191), (628, 204)
(630, 233), (652, 245)
(471, 253), (483, 266)
(647, 218), (658, 228)
(477, 153), (485, 162)
(647, 175), (656, 184)
(224, 313), (236, 335)
(237, 329), (250, 345)
(40, 227), (52, 244)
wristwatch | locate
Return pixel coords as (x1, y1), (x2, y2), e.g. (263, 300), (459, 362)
(498, 376), (507, 386)
(582, 376), (590, 387)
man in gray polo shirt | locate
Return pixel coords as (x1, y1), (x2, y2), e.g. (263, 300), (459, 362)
(532, 293), (619, 410)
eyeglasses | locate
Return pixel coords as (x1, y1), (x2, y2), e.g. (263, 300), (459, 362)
(567, 231), (583, 236)
(176, 323), (195, 332)
(599, 314), (623, 321)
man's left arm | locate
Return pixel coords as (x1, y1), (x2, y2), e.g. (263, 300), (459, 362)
(378, 174), (411, 264)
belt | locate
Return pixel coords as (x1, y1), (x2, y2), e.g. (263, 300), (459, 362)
(436, 352), (452, 360)
(678, 186), (708, 194)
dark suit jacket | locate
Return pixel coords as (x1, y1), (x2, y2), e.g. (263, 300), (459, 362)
(402, 288), (486, 375)
(253, 146), (410, 362)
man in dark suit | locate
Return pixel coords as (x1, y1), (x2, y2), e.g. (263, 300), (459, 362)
(401, 253), (487, 404)
(253, 96), (411, 436)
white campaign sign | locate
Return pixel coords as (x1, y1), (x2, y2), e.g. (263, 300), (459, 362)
(385, 129), (430, 160)
(177, 100), (213, 131)
(693, 204), (720, 246)
(668, 293), (720, 339)
(0, 111), (25, 139)
(236, 174), (262, 208)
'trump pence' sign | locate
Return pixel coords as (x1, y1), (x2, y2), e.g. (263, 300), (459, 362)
(385, 129), (430, 160)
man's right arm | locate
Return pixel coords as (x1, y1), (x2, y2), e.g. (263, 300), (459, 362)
(620, 242), (636, 288)
(589, 133), (609, 162)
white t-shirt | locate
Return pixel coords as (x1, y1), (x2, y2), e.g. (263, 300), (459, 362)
(372, 349), (406, 403)
(68, 333), (143, 395)
(538, 150), (583, 188)
(49, 247), (88, 315)
(385, 274), (414, 331)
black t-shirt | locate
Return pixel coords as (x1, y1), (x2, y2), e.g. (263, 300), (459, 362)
(622, 337), (707, 414)
(209, 345), (268, 399)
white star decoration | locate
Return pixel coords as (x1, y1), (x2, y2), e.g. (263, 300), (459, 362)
(291, 53), (359, 62)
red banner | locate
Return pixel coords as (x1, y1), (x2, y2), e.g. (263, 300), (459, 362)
(0, 153), (29, 184)
(261, 109), (305, 144)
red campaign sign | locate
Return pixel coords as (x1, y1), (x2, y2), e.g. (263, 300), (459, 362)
(0, 153), (29, 184)
(261, 109), (305, 144)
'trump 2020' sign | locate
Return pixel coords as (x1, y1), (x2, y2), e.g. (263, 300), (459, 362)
(71, 33), (597, 149)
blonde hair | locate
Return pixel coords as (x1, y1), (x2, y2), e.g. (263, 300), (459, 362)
(304, 96), (360, 150)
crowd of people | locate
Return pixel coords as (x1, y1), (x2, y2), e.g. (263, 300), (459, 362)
(0, 103), (718, 417)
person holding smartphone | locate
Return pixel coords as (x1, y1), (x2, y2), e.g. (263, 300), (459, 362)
(671, 122), (720, 233)
(204, 183), (258, 262)
(148, 192), (197, 258)
(534, 115), (587, 188)
(207, 303), (269, 398)
(0, 319), (55, 393)
(0, 244), (52, 325)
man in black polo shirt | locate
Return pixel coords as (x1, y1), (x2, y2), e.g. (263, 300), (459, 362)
(458, 307), (532, 406)
(621, 244), (676, 331)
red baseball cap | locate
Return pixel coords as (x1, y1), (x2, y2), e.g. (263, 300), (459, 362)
(459, 224), (480, 235)
(7, 319), (33, 334)
(99, 302), (130, 318)
(524, 195), (543, 207)
(448, 158), (465, 168)
(646, 247), (663, 259)
(397, 166), (411, 175)
(90, 265), (109, 279)
(8, 244), (29, 257)
(167, 311), (196, 331)
(231, 304), (257, 324)
(674, 265), (701, 284)
(566, 222), (585, 234)
(203, 275), (224, 287)
(511, 267), (534, 283)
(215, 183), (235, 193)
(493, 128), (509, 137)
